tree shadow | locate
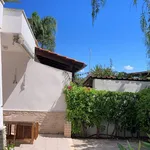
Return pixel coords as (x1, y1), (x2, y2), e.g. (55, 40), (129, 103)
(72, 139), (139, 150)
(2, 51), (30, 105)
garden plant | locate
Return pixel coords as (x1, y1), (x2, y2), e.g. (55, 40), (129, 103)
(64, 83), (150, 138)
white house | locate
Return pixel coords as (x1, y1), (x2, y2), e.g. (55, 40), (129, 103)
(0, 0), (86, 148)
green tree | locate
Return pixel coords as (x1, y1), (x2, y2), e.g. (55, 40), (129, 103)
(91, 62), (115, 77)
(91, 0), (150, 57)
(29, 12), (56, 51)
(74, 74), (85, 86)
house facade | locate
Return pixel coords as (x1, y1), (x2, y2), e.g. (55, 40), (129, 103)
(0, 1), (86, 148)
(3, 47), (85, 134)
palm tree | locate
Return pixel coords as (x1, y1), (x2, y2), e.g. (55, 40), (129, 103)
(29, 12), (56, 51)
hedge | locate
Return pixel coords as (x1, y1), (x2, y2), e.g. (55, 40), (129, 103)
(64, 83), (150, 138)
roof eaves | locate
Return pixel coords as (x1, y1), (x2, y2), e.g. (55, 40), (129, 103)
(83, 75), (150, 87)
(36, 47), (86, 65)
(35, 47), (87, 72)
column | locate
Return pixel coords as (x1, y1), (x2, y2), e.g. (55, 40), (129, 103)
(0, 1), (5, 149)
(64, 121), (71, 138)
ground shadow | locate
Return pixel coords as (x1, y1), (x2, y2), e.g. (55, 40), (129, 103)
(72, 139), (140, 150)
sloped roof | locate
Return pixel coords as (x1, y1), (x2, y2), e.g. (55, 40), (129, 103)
(35, 47), (86, 73)
(83, 75), (150, 87)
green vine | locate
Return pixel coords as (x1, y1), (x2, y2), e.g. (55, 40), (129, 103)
(64, 83), (150, 138)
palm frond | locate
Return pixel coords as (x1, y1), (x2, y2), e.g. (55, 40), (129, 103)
(29, 12), (56, 51)
(91, 0), (106, 24)
(4, 0), (20, 2)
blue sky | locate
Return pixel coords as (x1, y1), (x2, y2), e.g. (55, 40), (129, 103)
(5, 0), (149, 73)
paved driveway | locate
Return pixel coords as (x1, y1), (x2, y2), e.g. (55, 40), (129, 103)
(14, 135), (143, 150)
(73, 139), (139, 150)
(15, 134), (74, 150)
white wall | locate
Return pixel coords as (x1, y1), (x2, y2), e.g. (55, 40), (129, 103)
(0, 0), (3, 30)
(0, 33), (3, 129)
(2, 51), (30, 104)
(2, 8), (36, 57)
(93, 79), (150, 92)
(2, 9), (22, 33)
(3, 60), (72, 112)
(0, 0), (3, 130)
(21, 12), (36, 56)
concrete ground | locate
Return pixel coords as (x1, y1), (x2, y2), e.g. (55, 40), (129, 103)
(14, 135), (143, 150)
(14, 134), (74, 150)
(72, 139), (139, 150)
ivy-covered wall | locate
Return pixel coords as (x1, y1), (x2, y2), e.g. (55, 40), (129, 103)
(64, 84), (150, 138)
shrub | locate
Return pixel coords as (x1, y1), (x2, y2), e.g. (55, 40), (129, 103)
(64, 83), (140, 137)
(136, 88), (150, 134)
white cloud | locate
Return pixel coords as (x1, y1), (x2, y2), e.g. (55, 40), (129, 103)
(112, 66), (115, 70)
(124, 65), (134, 71)
(80, 69), (85, 73)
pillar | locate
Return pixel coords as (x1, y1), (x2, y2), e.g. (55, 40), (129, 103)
(0, 1), (6, 149)
(64, 121), (71, 138)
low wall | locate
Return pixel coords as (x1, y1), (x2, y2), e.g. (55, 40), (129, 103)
(87, 122), (146, 138)
(93, 79), (150, 92)
(4, 111), (66, 134)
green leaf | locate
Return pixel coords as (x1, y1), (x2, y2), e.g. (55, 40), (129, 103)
(133, 0), (137, 5)
(127, 141), (134, 150)
(138, 141), (141, 150)
(142, 141), (150, 148)
(147, 134), (150, 138)
(117, 143), (127, 150)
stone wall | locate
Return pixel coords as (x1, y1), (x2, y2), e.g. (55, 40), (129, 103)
(4, 111), (66, 134)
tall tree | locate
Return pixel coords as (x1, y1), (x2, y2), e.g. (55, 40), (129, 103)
(91, 0), (150, 57)
(29, 12), (56, 51)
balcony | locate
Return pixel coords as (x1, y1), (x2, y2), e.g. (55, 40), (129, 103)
(2, 8), (36, 57)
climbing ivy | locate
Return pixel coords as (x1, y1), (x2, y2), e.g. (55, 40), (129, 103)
(64, 83), (150, 138)
(136, 88), (150, 134)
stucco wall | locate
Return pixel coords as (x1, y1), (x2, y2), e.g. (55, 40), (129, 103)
(0, 33), (3, 130)
(2, 8), (36, 57)
(0, 0), (3, 30)
(93, 79), (150, 92)
(21, 12), (36, 56)
(3, 59), (72, 111)
(2, 9), (22, 33)
(2, 51), (30, 105)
